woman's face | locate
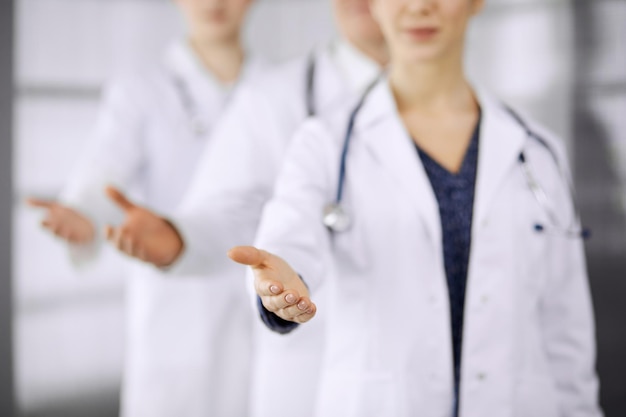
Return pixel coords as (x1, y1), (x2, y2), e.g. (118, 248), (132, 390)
(370, 0), (483, 64)
(176, 0), (253, 42)
(333, 0), (384, 46)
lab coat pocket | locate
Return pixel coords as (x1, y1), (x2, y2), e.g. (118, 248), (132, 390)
(315, 370), (399, 417)
(513, 374), (559, 417)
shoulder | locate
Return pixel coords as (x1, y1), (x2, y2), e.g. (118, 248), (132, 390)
(480, 90), (570, 165)
(219, 55), (312, 133)
(99, 66), (173, 109)
(289, 99), (355, 159)
(234, 55), (310, 106)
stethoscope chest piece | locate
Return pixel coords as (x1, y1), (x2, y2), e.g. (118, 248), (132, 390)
(323, 203), (351, 233)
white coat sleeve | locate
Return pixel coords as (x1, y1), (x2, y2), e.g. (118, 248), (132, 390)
(166, 86), (290, 277)
(253, 120), (336, 294)
(58, 79), (146, 265)
(539, 141), (603, 416)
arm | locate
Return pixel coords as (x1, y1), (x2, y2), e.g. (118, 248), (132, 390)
(165, 85), (293, 274)
(542, 237), (602, 416)
(30, 79), (146, 265)
(230, 120), (337, 332)
(99, 81), (292, 270)
(538, 139), (602, 416)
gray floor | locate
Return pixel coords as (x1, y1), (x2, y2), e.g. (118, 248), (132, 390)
(19, 390), (119, 417)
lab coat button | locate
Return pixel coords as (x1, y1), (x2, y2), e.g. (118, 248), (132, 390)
(481, 295), (489, 304)
(477, 372), (486, 381)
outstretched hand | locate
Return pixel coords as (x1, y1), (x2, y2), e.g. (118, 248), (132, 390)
(104, 186), (184, 267)
(228, 246), (316, 324)
(27, 198), (95, 244)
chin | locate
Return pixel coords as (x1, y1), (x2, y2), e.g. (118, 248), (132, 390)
(197, 26), (238, 43)
(351, 24), (383, 42)
(398, 44), (446, 64)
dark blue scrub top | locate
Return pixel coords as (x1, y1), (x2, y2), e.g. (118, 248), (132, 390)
(416, 114), (481, 416)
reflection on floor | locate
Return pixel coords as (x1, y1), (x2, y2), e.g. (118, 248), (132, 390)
(588, 253), (626, 413)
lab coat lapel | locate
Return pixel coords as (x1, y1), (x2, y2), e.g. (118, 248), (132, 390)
(357, 80), (442, 246)
(472, 92), (526, 229)
(163, 39), (235, 113)
(314, 47), (349, 110)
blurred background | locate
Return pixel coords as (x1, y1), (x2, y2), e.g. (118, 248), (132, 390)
(0, 0), (624, 415)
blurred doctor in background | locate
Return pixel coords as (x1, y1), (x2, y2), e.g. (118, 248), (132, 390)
(27, 0), (266, 416)
(98, 1), (387, 416)
(230, 0), (603, 415)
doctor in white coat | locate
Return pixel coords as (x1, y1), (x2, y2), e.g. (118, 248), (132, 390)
(101, 1), (388, 416)
(230, 0), (603, 416)
(27, 0), (265, 416)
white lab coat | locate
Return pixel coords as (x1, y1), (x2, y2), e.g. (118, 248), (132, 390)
(254, 78), (603, 417)
(59, 40), (267, 417)
(168, 40), (381, 417)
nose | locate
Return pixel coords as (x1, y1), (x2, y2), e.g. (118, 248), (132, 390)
(406, 0), (435, 15)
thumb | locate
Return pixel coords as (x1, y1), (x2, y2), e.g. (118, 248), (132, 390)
(26, 197), (54, 209)
(228, 246), (269, 268)
(106, 186), (135, 212)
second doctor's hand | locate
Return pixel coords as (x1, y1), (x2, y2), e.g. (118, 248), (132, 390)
(104, 186), (184, 267)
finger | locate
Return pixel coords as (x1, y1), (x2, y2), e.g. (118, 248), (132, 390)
(105, 186), (135, 212)
(134, 245), (149, 262)
(280, 297), (314, 320)
(66, 232), (83, 244)
(26, 198), (54, 209)
(55, 226), (71, 241)
(227, 246), (269, 267)
(262, 290), (300, 311)
(255, 278), (284, 298)
(41, 219), (54, 230)
(104, 225), (115, 240)
(293, 302), (317, 324)
(105, 227), (124, 251)
(121, 235), (135, 256)
(113, 228), (129, 253)
(49, 222), (62, 236)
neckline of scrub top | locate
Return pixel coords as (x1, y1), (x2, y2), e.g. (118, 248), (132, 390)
(166, 39), (232, 91)
(415, 109), (482, 181)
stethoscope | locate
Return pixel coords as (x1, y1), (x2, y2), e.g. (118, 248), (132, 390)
(171, 75), (208, 138)
(171, 48), (315, 136)
(305, 52), (317, 117)
(322, 83), (591, 240)
(504, 106), (591, 239)
(172, 49), (317, 135)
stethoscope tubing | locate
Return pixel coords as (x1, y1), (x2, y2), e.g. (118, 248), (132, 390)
(325, 82), (590, 239)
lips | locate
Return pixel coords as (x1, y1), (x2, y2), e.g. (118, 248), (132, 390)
(204, 9), (227, 22)
(405, 27), (439, 41)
